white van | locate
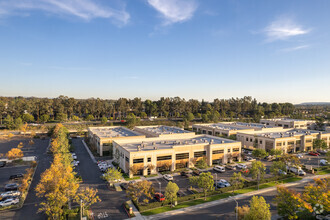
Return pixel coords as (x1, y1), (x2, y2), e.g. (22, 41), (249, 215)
(213, 165), (225, 173)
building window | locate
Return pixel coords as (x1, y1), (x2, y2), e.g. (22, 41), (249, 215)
(250, 138), (253, 142)
(176, 153), (189, 160)
(133, 158), (144, 164)
(212, 149), (224, 154)
(125, 157), (129, 162)
(246, 138), (248, 141)
(228, 149), (231, 153)
(306, 139), (312, 143)
(288, 141), (294, 145)
(208, 131), (212, 135)
(147, 157), (151, 162)
(157, 155), (172, 161)
(194, 151), (206, 158)
(233, 148), (239, 152)
(276, 142), (282, 147)
(296, 140), (301, 145)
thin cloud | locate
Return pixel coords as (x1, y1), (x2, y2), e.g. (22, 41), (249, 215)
(279, 45), (310, 53)
(147, 0), (198, 25)
(0, 0), (130, 25)
(263, 17), (310, 42)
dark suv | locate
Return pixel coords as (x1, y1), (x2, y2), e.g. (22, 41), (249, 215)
(0, 161), (6, 167)
(9, 174), (23, 180)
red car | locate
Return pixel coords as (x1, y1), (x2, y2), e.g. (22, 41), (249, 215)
(240, 169), (249, 174)
(154, 193), (165, 202)
(309, 151), (320, 156)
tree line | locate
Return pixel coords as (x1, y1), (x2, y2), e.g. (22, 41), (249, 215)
(0, 95), (297, 125)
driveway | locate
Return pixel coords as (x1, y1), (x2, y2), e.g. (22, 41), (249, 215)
(72, 138), (127, 220)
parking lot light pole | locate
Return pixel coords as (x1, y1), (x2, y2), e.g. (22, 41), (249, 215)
(318, 155), (320, 168)
(159, 182), (161, 193)
(215, 173), (217, 190)
(229, 196), (238, 220)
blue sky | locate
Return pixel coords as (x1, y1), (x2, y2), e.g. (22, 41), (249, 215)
(0, 0), (329, 104)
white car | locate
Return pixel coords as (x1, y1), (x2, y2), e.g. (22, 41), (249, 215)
(0, 191), (21, 198)
(218, 179), (231, 187)
(213, 166), (225, 173)
(0, 198), (19, 207)
(163, 174), (173, 181)
(236, 164), (247, 169)
(320, 159), (328, 166)
(296, 154), (303, 159)
(278, 170), (287, 175)
(72, 160), (80, 167)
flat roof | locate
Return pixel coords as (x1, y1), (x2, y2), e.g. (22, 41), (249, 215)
(255, 129), (324, 139)
(135, 125), (193, 135)
(89, 127), (142, 138)
(194, 122), (272, 131)
(116, 135), (238, 152)
(261, 118), (314, 122)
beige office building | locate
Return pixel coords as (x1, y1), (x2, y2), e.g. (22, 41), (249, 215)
(237, 129), (330, 153)
(87, 126), (145, 156)
(192, 122), (281, 138)
(112, 135), (242, 177)
(260, 119), (315, 129)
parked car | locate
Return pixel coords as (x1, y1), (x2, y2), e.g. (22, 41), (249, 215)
(120, 183), (129, 190)
(5, 183), (19, 191)
(317, 149), (328, 155)
(154, 193), (165, 202)
(192, 169), (200, 176)
(218, 179), (231, 187)
(0, 161), (6, 167)
(214, 182), (227, 188)
(296, 154), (303, 159)
(245, 157), (255, 162)
(213, 166), (225, 173)
(72, 160), (79, 167)
(0, 191), (21, 198)
(71, 153), (77, 160)
(237, 164), (247, 169)
(180, 171), (192, 177)
(278, 170), (287, 175)
(240, 169), (249, 174)
(226, 164), (236, 170)
(163, 174), (173, 181)
(0, 198), (19, 207)
(309, 151), (320, 156)
(320, 159), (328, 166)
(9, 174), (23, 180)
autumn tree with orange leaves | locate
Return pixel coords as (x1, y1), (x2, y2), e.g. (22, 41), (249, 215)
(6, 148), (23, 160)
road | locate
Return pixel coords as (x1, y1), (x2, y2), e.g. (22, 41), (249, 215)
(72, 138), (127, 220)
(164, 181), (309, 220)
(0, 138), (51, 220)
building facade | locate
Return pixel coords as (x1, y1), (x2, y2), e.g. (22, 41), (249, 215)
(260, 119), (316, 129)
(112, 135), (242, 177)
(237, 129), (330, 153)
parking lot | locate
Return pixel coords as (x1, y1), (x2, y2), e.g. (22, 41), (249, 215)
(0, 165), (30, 192)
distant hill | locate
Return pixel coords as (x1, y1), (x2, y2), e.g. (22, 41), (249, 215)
(298, 102), (330, 106)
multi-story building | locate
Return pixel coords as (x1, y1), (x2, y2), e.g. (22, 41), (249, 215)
(112, 135), (242, 177)
(237, 129), (330, 153)
(192, 122), (280, 138)
(87, 126), (145, 156)
(260, 118), (316, 129)
(134, 125), (195, 138)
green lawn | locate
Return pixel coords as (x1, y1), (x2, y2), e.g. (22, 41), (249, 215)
(144, 174), (158, 178)
(123, 176), (140, 181)
(317, 169), (330, 175)
(141, 176), (303, 216)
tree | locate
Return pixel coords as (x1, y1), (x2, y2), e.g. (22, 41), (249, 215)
(102, 167), (122, 185)
(56, 113), (67, 122)
(14, 117), (23, 130)
(101, 116), (107, 124)
(140, 112), (147, 119)
(252, 149), (267, 160)
(313, 139), (328, 150)
(230, 172), (245, 193)
(40, 114), (50, 123)
(303, 178), (330, 214)
(269, 149), (282, 159)
(126, 180), (154, 204)
(71, 115), (80, 121)
(189, 172), (214, 200)
(22, 113), (35, 122)
(184, 112), (195, 122)
(249, 161), (265, 190)
(4, 115), (15, 129)
(6, 148), (23, 160)
(270, 161), (286, 177)
(326, 151), (330, 161)
(165, 181), (179, 206)
(275, 186), (312, 220)
(126, 113), (140, 129)
(74, 187), (101, 213)
(237, 205), (250, 220)
(244, 196), (271, 220)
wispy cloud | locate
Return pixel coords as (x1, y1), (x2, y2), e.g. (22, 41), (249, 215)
(279, 45), (310, 53)
(263, 16), (311, 42)
(147, 0), (198, 25)
(0, 0), (130, 25)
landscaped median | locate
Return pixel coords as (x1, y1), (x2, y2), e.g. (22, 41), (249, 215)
(138, 175), (302, 216)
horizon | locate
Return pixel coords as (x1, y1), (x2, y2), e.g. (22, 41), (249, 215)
(0, 0), (330, 103)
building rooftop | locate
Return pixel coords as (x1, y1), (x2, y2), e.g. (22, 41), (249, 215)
(116, 135), (237, 152)
(255, 129), (324, 139)
(195, 122), (272, 131)
(135, 125), (194, 135)
(89, 126), (142, 138)
(261, 118), (314, 122)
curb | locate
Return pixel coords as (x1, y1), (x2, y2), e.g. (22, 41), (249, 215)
(82, 139), (97, 164)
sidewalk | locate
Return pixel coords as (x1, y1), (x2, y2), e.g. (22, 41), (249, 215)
(129, 174), (329, 220)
